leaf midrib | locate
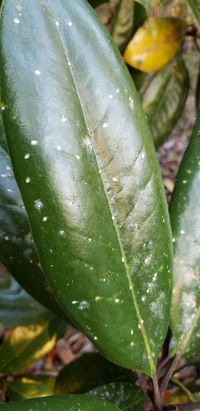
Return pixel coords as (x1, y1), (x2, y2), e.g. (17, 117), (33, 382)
(48, 0), (155, 374)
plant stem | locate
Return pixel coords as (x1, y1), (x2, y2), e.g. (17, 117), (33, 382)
(157, 357), (172, 380)
(152, 375), (163, 411)
(160, 356), (180, 394)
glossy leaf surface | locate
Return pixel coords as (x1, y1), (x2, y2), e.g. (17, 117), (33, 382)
(5, 376), (55, 401)
(55, 353), (133, 395)
(0, 395), (120, 411)
(0, 114), (63, 314)
(111, 0), (135, 53)
(0, 317), (66, 374)
(0, 272), (51, 328)
(141, 57), (189, 148)
(124, 17), (186, 73)
(170, 112), (200, 356)
(89, 382), (145, 410)
(0, 0), (172, 375)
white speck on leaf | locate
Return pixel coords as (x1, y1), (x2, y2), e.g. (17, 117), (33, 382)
(34, 70), (41, 76)
(13, 18), (20, 24)
(25, 177), (31, 184)
(61, 114), (67, 123)
(129, 96), (134, 110)
(58, 230), (65, 237)
(75, 155), (80, 160)
(55, 20), (60, 26)
(68, 21), (73, 26)
(24, 153), (30, 160)
(34, 199), (43, 210)
(103, 123), (108, 128)
(112, 177), (118, 182)
(78, 300), (89, 310)
(31, 140), (38, 145)
(42, 216), (48, 222)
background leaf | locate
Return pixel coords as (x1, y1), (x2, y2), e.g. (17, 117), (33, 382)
(124, 17), (186, 73)
(5, 376), (55, 401)
(134, 0), (151, 11)
(0, 317), (67, 374)
(0, 271), (51, 329)
(55, 352), (134, 395)
(111, 0), (135, 53)
(188, 0), (200, 29)
(0, 395), (121, 411)
(0, 112), (63, 314)
(89, 382), (145, 410)
(88, 0), (108, 7)
(1, 0), (172, 375)
(141, 57), (189, 148)
(170, 112), (200, 357)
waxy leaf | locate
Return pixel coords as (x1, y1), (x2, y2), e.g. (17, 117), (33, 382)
(0, 395), (120, 411)
(170, 112), (200, 356)
(5, 376), (55, 401)
(0, 317), (66, 374)
(89, 382), (145, 410)
(0, 0), (172, 375)
(111, 0), (135, 53)
(141, 57), (189, 148)
(0, 272), (51, 328)
(55, 353), (134, 395)
(0, 113), (63, 314)
(124, 17), (186, 73)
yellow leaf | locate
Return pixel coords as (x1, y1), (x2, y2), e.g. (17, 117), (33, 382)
(124, 17), (186, 73)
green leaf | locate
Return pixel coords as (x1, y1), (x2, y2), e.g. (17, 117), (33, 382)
(188, 0), (200, 29)
(0, 113), (63, 314)
(5, 376), (55, 401)
(0, 395), (121, 411)
(0, 272), (51, 329)
(170, 112), (200, 357)
(55, 353), (134, 395)
(0, 317), (66, 374)
(87, 0), (108, 7)
(0, 0), (172, 375)
(141, 57), (189, 148)
(134, 0), (151, 11)
(133, 2), (147, 33)
(89, 382), (145, 410)
(111, 0), (135, 53)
